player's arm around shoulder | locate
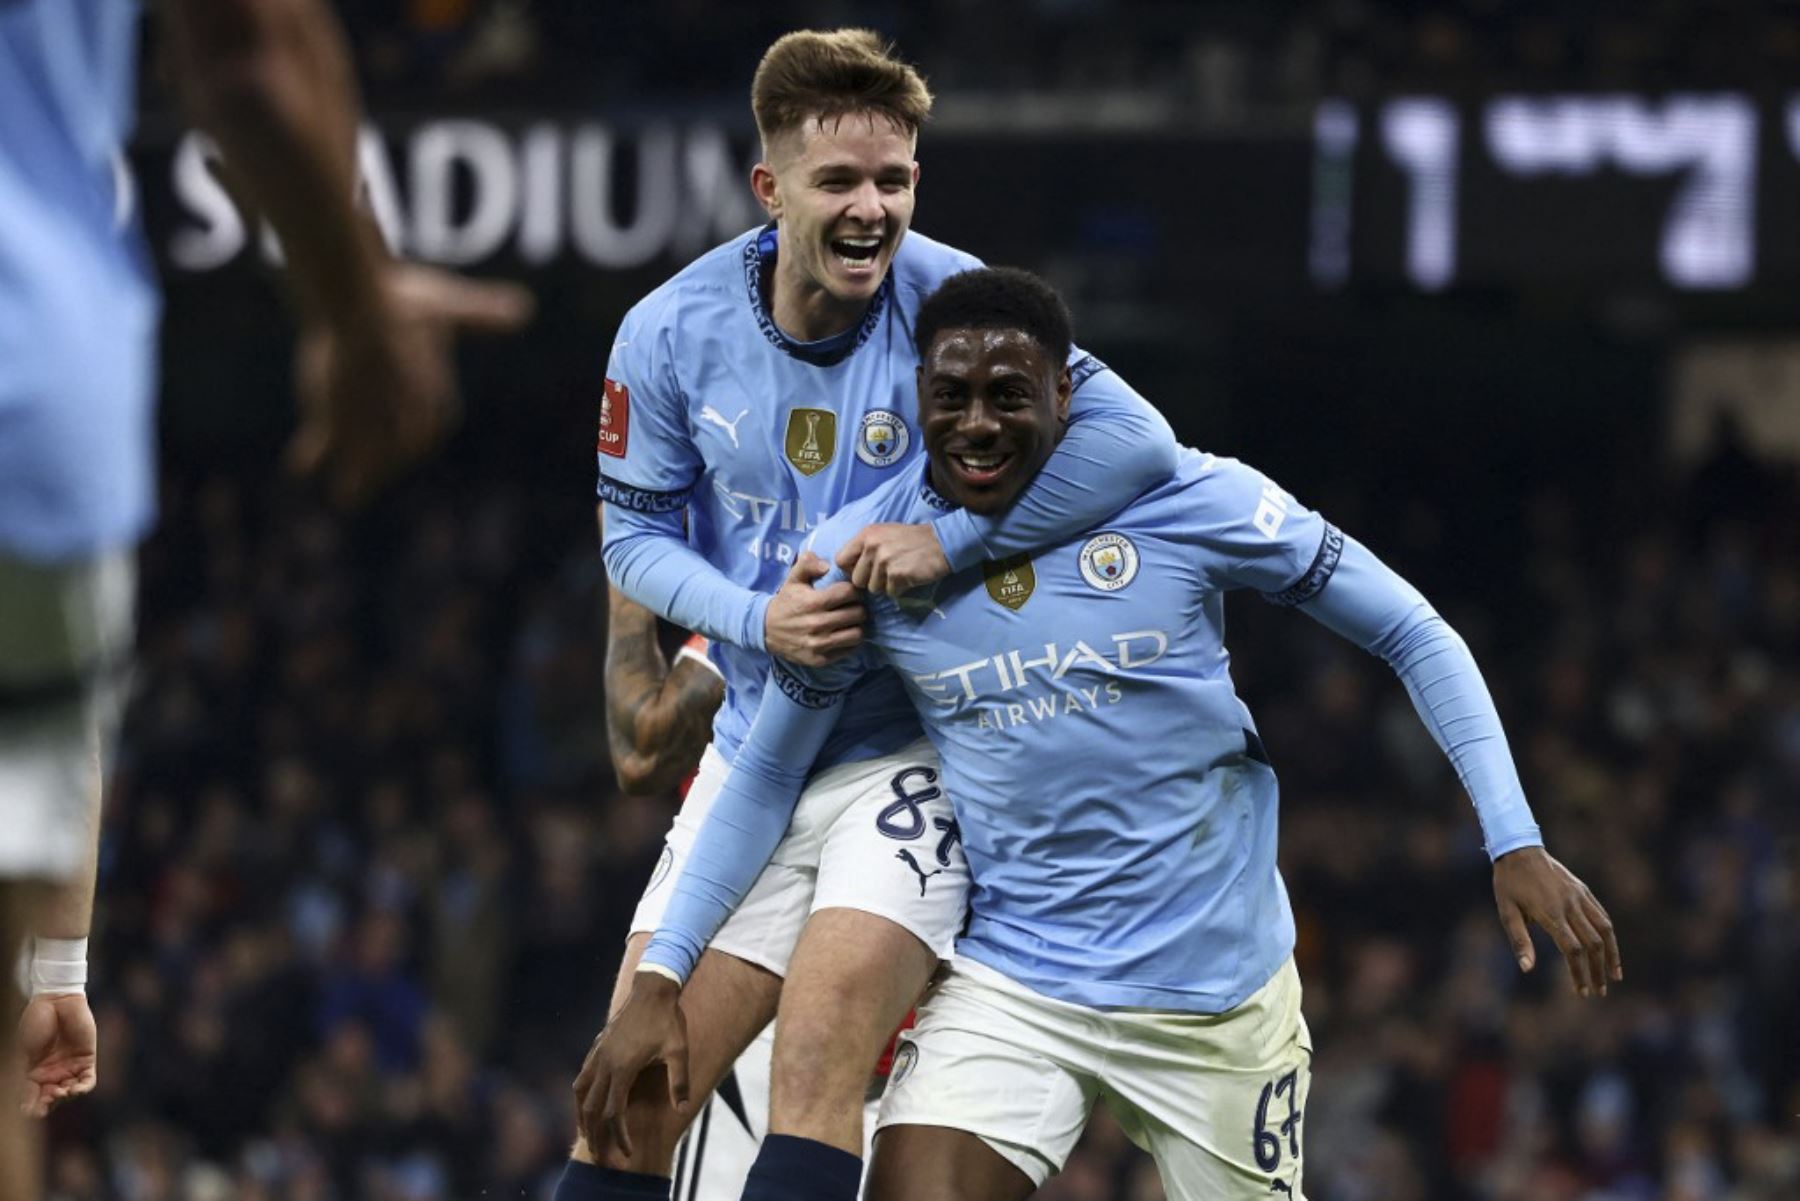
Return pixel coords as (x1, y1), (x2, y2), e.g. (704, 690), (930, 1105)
(762, 506), (886, 674)
(929, 357), (1180, 575)
(827, 480), (953, 600)
(809, 472), (945, 603)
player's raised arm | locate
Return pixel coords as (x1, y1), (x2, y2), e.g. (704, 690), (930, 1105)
(1198, 458), (1624, 998)
(161, 0), (532, 505)
(603, 586), (724, 797)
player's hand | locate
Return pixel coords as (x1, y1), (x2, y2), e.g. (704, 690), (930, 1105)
(288, 263), (534, 507)
(1493, 846), (1622, 998)
(835, 523), (951, 597)
(17, 993), (97, 1118)
(573, 973), (690, 1157)
(764, 552), (865, 666)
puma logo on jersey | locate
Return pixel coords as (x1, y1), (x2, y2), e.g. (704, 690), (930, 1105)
(895, 849), (943, 896)
(700, 406), (751, 449)
(1269, 1183), (1292, 1197)
(895, 593), (948, 622)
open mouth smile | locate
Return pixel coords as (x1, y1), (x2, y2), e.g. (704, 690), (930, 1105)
(947, 450), (1014, 486)
(830, 236), (882, 270)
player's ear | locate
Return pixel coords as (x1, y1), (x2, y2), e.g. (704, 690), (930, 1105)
(1054, 365), (1073, 423)
(751, 160), (780, 218)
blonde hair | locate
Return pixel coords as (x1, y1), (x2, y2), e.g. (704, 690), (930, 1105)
(751, 29), (933, 152)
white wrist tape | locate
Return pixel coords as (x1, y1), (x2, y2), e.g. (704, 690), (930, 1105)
(637, 961), (684, 987)
(27, 937), (88, 996)
(674, 643), (723, 679)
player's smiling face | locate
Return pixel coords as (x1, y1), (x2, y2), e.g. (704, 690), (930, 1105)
(754, 113), (918, 341)
(919, 328), (1072, 515)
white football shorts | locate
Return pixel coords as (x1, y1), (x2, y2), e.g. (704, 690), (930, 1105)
(0, 550), (133, 879)
(630, 737), (968, 977)
(876, 955), (1314, 1201)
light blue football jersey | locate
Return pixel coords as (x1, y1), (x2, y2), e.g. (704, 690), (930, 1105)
(598, 224), (1172, 773)
(0, 0), (160, 562)
(644, 450), (1543, 1011)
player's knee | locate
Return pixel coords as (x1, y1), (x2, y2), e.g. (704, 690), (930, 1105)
(572, 1093), (689, 1172)
(770, 1028), (850, 1109)
(775, 984), (884, 1075)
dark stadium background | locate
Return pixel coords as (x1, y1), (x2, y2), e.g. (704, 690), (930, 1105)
(60, 3), (1799, 1199)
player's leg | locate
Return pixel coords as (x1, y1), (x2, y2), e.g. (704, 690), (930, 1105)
(597, 935), (774, 1201)
(575, 945), (780, 1169)
(739, 742), (969, 1200)
(666, 1023), (773, 1201)
(557, 745), (803, 1199)
(768, 908), (937, 1149)
(864, 1126), (1034, 1201)
(870, 958), (1101, 1200)
(1099, 956), (1314, 1201)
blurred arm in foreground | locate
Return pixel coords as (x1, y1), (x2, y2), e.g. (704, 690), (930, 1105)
(162, 0), (533, 506)
(15, 0), (532, 1126)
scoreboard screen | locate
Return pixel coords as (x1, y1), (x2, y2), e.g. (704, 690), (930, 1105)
(1313, 91), (1800, 293)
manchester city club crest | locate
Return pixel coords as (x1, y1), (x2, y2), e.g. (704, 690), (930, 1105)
(855, 409), (910, 467)
(889, 1040), (919, 1087)
(1078, 532), (1140, 592)
(983, 554), (1036, 611)
(784, 407), (837, 476)
(648, 844), (674, 892)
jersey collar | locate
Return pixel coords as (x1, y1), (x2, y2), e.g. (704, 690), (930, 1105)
(915, 459), (955, 512)
(742, 223), (891, 367)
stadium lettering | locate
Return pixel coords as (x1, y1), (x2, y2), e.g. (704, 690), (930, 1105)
(168, 121), (760, 272)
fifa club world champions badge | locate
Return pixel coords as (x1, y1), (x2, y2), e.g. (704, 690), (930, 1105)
(785, 407), (837, 476)
(983, 554), (1036, 611)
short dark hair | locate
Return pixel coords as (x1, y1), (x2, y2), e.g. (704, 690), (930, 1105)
(914, 267), (1073, 366)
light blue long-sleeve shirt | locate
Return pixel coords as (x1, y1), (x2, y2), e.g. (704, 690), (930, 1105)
(644, 450), (1542, 1012)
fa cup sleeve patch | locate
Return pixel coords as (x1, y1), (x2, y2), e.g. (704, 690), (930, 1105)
(598, 378), (630, 458)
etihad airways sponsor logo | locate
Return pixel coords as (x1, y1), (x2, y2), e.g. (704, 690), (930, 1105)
(909, 629), (1170, 708)
(712, 480), (831, 532)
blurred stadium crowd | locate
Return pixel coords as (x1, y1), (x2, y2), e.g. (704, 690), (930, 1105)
(46, 420), (1796, 1201)
(339, 0), (1799, 115)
